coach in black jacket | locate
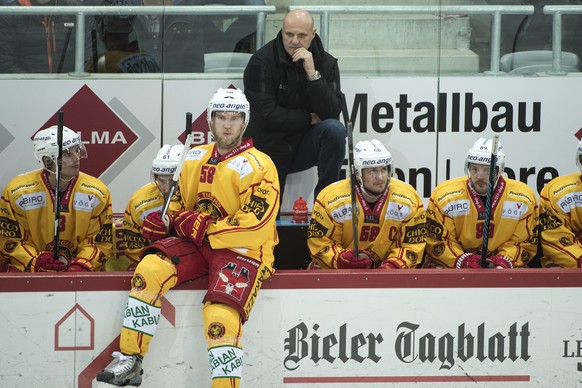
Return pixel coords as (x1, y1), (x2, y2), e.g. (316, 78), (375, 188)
(243, 9), (346, 205)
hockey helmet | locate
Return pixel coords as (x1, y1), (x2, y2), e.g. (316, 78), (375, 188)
(151, 144), (183, 180)
(464, 137), (505, 177)
(33, 126), (87, 168)
(353, 139), (393, 188)
(576, 140), (582, 172)
(207, 87), (250, 130)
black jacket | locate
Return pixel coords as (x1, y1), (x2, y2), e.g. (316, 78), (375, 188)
(243, 31), (344, 158)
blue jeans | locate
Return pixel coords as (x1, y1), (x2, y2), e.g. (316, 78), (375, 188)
(277, 118), (346, 201)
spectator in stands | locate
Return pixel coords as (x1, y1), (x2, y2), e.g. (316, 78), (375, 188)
(307, 139), (425, 270)
(538, 139), (582, 267)
(243, 9), (346, 205)
(0, 0), (97, 73)
(97, 87), (280, 388)
(0, 125), (112, 272)
(86, 10), (161, 73)
(424, 137), (538, 269)
(174, 0), (266, 54)
(120, 144), (183, 271)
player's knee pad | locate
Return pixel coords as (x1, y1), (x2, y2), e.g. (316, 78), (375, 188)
(204, 302), (244, 382)
(130, 253), (178, 302)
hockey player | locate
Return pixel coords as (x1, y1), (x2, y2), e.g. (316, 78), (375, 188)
(307, 139), (425, 269)
(121, 144), (183, 270)
(97, 87), (280, 387)
(424, 137), (538, 269)
(0, 125), (112, 272)
(538, 140), (582, 267)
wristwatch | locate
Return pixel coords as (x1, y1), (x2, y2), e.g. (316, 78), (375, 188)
(307, 70), (321, 81)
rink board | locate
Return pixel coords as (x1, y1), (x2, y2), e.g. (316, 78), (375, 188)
(0, 269), (581, 388)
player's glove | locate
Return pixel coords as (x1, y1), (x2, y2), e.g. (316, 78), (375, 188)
(378, 259), (400, 269)
(487, 255), (513, 269)
(30, 251), (67, 272)
(455, 253), (483, 269)
(337, 250), (372, 269)
(67, 257), (93, 272)
(174, 210), (214, 246)
(142, 211), (173, 241)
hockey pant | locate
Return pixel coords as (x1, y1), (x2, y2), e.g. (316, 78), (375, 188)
(119, 253), (244, 387)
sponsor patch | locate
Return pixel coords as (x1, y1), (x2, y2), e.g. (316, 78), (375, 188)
(501, 201), (528, 220)
(331, 203), (353, 223)
(207, 322), (226, 340)
(0, 217), (21, 239)
(17, 192), (46, 211)
(241, 194), (269, 220)
(433, 242), (444, 256)
(227, 156), (253, 179)
(209, 345), (243, 379)
(186, 148), (207, 160)
(558, 191), (582, 212)
(73, 192), (98, 212)
(443, 200), (470, 217)
(123, 296), (161, 336)
(403, 224), (425, 244)
(307, 219), (328, 239)
(426, 218), (443, 240)
(386, 202), (412, 221)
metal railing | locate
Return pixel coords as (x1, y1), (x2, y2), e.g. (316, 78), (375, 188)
(544, 5), (582, 74)
(0, 5), (276, 75)
(289, 5), (535, 74)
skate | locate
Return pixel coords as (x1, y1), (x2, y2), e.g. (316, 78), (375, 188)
(96, 351), (143, 386)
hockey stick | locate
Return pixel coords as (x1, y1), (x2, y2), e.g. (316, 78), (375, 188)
(346, 121), (359, 256)
(160, 112), (193, 227)
(480, 134), (500, 268)
(53, 111), (65, 263)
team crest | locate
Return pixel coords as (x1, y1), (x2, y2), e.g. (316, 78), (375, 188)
(213, 263), (250, 301)
(3, 241), (16, 253)
(406, 251), (418, 264)
(207, 322), (226, 340)
(227, 216), (240, 226)
(560, 237), (573, 246)
(132, 273), (146, 291)
(196, 193), (223, 219)
(433, 243), (445, 256)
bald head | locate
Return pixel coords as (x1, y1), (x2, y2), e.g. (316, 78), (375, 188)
(281, 9), (316, 56)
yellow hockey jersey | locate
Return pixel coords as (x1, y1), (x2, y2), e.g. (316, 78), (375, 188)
(425, 176), (538, 268)
(539, 172), (582, 267)
(122, 182), (165, 265)
(174, 139), (280, 269)
(307, 178), (426, 269)
(0, 169), (112, 271)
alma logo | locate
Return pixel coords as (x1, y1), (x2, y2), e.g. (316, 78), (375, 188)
(37, 85), (138, 178)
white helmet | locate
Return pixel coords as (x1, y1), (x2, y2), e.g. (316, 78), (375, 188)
(207, 87), (250, 130)
(576, 140), (582, 172)
(353, 139), (393, 189)
(33, 125), (87, 168)
(464, 137), (505, 176)
(150, 144), (182, 182)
